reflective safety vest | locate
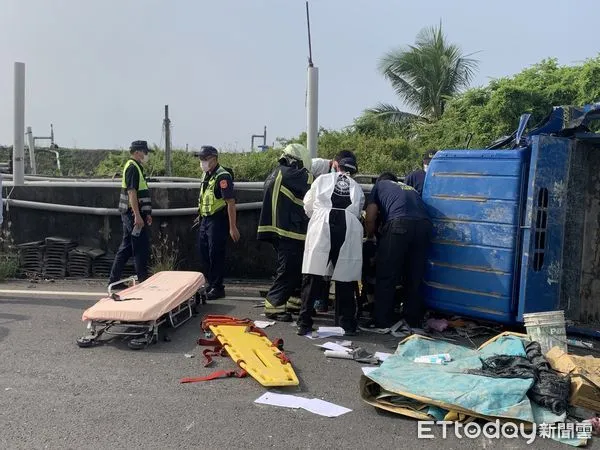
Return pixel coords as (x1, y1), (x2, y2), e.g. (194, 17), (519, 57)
(257, 164), (313, 242)
(199, 166), (229, 217)
(118, 159), (152, 215)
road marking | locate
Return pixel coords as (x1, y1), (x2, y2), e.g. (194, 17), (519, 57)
(224, 296), (264, 302)
(0, 290), (265, 302)
(0, 289), (104, 297)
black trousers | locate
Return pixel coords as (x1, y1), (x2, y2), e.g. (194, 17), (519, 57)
(109, 211), (150, 284)
(374, 218), (432, 328)
(198, 211), (228, 291)
(298, 210), (357, 331)
(265, 237), (304, 307)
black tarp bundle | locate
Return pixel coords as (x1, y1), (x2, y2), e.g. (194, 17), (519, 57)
(468, 341), (571, 415)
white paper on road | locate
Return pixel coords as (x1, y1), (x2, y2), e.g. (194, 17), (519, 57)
(361, 366), (378, 376)
(317, 342), (353, 353)
(305, 326), (346, 339)
(254, 392), (309, 409)
(374, 352), (392, 362)
(254, 320), (276, 329)
(254, 392), (351, 417)
(302, 398), (352, 418)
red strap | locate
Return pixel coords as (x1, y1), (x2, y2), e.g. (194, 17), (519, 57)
(202, 347), (226, 367)
(197, 337), (219, 346)
(180, 369), (247, 384)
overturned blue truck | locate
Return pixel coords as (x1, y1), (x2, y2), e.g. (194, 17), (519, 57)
(421, 103), (600, 328)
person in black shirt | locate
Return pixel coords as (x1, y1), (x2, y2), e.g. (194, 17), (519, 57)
(362, 172), (432, 330)
(405, 150), (436, 196)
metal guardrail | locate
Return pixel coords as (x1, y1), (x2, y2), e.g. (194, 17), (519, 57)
(3, 199), (263, 216)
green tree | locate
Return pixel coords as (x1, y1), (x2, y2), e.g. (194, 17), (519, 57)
(415, 56), (600, 151)
(369, 22), (479, 123)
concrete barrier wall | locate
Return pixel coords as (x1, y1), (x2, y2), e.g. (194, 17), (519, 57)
(3, 185), (276, 279)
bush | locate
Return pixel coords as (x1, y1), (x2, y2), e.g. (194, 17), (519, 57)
(0, 228), (18, 282)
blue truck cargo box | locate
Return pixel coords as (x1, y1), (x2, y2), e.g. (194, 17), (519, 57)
(422, 149), (530, 324)
(422, 135), (573, 324)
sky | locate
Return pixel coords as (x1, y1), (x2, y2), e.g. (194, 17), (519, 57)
(1, 0), (599, 152)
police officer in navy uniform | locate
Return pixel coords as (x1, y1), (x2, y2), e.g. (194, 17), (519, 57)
(196, 145), (240, 300)
(109, 140), (153, 285)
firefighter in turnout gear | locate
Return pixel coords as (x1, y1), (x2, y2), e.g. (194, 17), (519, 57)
(195, 145), (240, 300)
(257, 143), (313, 321)
(109, 140), (153, 285)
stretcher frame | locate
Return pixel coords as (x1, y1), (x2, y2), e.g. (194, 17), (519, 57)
(76, 275), (206, 350)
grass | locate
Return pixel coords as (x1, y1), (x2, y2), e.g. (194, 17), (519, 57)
(0, 227), (18, 282)
(0, 253), (18, 281)
(150, 233), (180, 274)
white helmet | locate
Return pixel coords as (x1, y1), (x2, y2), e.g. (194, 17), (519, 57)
(281, 144), (311, 171)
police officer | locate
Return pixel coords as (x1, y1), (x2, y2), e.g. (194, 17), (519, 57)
(109, 140), (153, 285)
(362, 172), (432, 330)
(196, 145), (240, 300)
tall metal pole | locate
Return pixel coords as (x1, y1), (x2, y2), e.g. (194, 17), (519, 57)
(26, 126), (37, 175)
(164, 105), (172, 176)
(263, 126), (267, 148)
(305, 2), (318, 159)
(13, 62), (25, 186)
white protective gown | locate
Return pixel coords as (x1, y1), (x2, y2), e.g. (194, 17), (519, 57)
(302, 172), (365, 282)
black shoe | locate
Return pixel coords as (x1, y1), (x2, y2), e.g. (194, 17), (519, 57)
(344, 329), (358, 336)
(206, 288), (225, 300)
(265, 312), (293, 322)
(297, 325), (314, 336)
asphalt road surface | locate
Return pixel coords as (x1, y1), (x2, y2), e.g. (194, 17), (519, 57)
(0, 280), (594, 449)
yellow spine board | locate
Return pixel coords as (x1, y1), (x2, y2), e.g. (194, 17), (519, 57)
(209, 324), (299, 387)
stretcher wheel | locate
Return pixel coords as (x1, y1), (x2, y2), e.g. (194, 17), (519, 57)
(128, 338), (149, 350)
(76, 336), (97, 348)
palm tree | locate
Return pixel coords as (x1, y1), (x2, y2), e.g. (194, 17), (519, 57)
(368, 22), (479, 123)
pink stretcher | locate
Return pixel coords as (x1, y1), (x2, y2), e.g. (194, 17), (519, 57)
(77, 271), (206, 350)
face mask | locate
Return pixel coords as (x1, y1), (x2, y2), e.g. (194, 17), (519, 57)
(142, 153), (149, 164)
(423, 164), (429, 172)
(201, 160), (210, 172)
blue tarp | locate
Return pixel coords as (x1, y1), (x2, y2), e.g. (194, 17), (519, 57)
(364, 334), (564, 424)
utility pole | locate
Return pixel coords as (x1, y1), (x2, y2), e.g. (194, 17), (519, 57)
(26, 126), (37, 174)
(305, 1), (319, 159)
(13, 62), (25, 186)
(163, 105), (172, 176)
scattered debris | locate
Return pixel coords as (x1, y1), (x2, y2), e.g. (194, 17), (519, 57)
(374, 352), (392, 362)
(254, 392), (351, 418)
(414, 353), (452, 365)
(317, 342), (352, 353)
(324, 348), (379, 365)
(546, 347), (600, 412)
(305, 326), (345, 339)
(254, 320), (275, 329)
(184, 353), (195, 359)
(425, 318), (449, 332)
(567, 339), (594, 350)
